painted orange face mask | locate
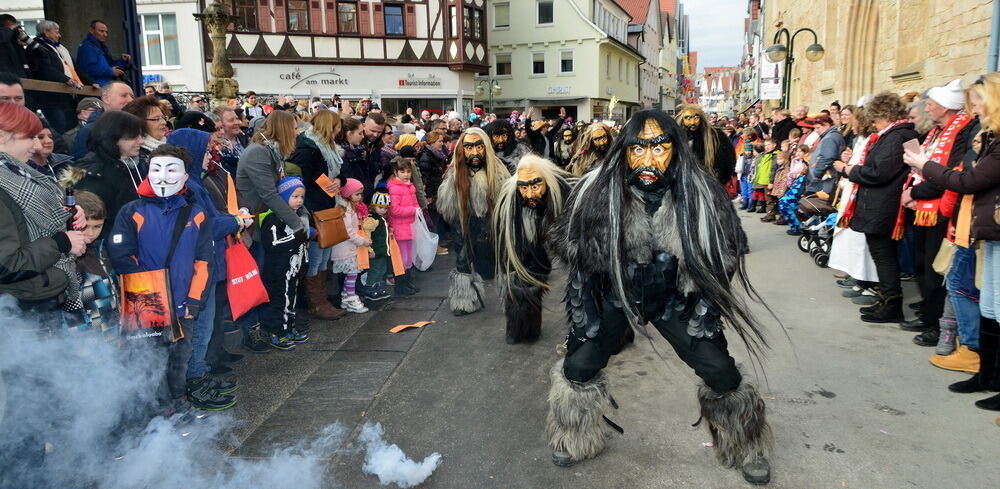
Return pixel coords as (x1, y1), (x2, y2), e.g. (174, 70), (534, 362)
(517, 167), (547, 209)
(463, 133), (487, 169)
(626, 118), (674, 190)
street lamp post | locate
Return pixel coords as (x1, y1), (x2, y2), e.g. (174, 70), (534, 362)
(764, 27), (824, 108)
(475, 78), (503, 114)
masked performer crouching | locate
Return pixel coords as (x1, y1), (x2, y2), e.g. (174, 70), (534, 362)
(566, 122), (612, 176)
(437, 128), (511, 315)
(545, 109), (773, 484)
(493, 154), (573, 344)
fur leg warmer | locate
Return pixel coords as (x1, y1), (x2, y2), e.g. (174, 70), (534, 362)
(503, 281), (544, 342)
(449, 269), (485, 315)
(698, 381), (774, 468)
(545, 359), (614, 462)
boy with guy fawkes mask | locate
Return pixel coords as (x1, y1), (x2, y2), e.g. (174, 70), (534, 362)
(109, 145), (225, 411)
(436, 128), (510, 315)
(544, 110), (774, 484)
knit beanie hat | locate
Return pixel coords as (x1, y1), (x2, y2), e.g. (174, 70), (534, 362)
(370, 183), (391, 207)
(277, 176), (305, 204)
(395, 134), (419, 150)
(340, 178), (364, 199)
(927, 79), (965, 110)
(174, 112), (217, 133)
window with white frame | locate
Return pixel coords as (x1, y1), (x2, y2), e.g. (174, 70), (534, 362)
(495, 54), (512, 76)
(560, 50), (573, 73)
(537, 0), (553, 24)
(494, 2), (510, 28)
(532, 52), (545, 75)
(141, 14), (180, 68)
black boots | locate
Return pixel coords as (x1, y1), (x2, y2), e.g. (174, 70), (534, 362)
(395, 270), (419, 296)
(860, 295), (904, 323)
(973, 317), (1000, 410)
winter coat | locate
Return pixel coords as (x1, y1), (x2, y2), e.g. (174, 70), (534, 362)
(417, 146), (448, 200)
(369, 213), (389, 258)
(236, 142), (304, 237)
(71, 109), (103, 159)
(921, 133), (1000, 241)
(753, 151), (775, 186)
(181, 162), (240, 284)
(72, 151), (144, 239)
(330, 197), (369, 262)
(0, 26), (28, 77)
(25, 36), (93, 109)
(770, 117), (797, 144)
(0, 187), (72, 302)
(75, 33), (128, 87)
(847, 122), (920, 236)
(27, 153), (74, 182)
(387, 177), (419, 240)
(807, 126), (847, 194)
(339, 143), (379, 202)
(288, 132), (343, 213)
(108, 180), (214, 317)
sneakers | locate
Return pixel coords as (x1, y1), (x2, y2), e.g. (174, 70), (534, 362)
(436, 245), (450, 256)
(270, 334), (297, 350)
(836, 277), (858, 288)
(185, 376), (237, 411)
(242, 324), (271, 353)
(760, 215), (775, 223)
(900, 273), (915, 281)
(289, 328), (309, 343)
(362, 283), (392, 302)
(842, 286), (865, 298)
(342, 296), (369, 313)
(851, 293), (879, 305)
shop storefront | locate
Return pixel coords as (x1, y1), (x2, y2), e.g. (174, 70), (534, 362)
(227, 63), (475, 116)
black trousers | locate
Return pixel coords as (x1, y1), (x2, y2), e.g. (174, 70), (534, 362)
(865, 233), (902, 298)
(563, 294), (742, 394)
(913, 221), (948, 325)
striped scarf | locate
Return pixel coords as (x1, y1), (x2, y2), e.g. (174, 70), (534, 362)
(0, 152), (81, 309)
(902, 111), (973, 228)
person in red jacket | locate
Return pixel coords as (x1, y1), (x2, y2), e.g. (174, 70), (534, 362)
(386, 156), (421, 295)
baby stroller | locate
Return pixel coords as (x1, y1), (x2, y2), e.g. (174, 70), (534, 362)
(796, 213), (838, 267)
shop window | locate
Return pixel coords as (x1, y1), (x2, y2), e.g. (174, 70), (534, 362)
(494, 3), (509, 28)
(384, 4), (404, 35)
(287, 0), (309, 32)
(560, 50), (573, 73)
(232, 0), (258, 31)
(141, 13), (180, 68)
(537, 0), (553, 24)
(532, 52), (545, 75)
(337, 2), (358, 33)
(496, 54), (512, 76)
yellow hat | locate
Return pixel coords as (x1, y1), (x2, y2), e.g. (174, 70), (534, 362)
(395, 134), (419, 151)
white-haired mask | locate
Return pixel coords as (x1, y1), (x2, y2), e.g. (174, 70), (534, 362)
(148, 156), (188, 197)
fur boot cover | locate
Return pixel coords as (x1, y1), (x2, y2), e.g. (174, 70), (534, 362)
(449, 269), (485, 315)
(698, 382), (774, 468)
(545, 359), (615, 462)
(502, 279), (544, 342)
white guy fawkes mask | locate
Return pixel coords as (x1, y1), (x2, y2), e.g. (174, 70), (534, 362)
(148, 156), (188, 197)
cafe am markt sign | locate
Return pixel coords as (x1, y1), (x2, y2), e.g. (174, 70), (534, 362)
(280, 67), (350, 88)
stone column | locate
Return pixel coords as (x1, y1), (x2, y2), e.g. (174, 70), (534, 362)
(194, 2), (240, 108)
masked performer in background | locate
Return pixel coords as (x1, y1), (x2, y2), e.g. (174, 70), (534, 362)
(567, 122), (612, 176)
(677, 104), (737, 186)
(485, 120), (532, 173)
(437, 128), (511, 315)
(494, 154), (573, 344)
(552, 126), (577, 168)
(545, 109), (773, 485)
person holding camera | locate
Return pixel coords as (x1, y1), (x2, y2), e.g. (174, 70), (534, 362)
(0, 14), (29, 77)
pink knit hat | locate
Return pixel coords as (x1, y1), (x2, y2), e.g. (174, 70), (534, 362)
(339, 178), (364, 198)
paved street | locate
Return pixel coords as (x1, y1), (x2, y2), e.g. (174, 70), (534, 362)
(225, 213), (1000, 489)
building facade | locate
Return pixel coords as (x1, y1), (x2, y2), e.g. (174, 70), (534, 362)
(759, 0), (993, 110)
(621, 0), (663, 109)
(482, 0), (643, 122)
(699, 66), (741, 115)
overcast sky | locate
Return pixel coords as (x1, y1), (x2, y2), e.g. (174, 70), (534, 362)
(683, 0), (747, 70)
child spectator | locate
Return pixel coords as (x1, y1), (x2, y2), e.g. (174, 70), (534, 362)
(73, 190), (119, 339)
(768, 150), (792, 224)
(753, 138), (777, 219)
(330, 178), (372, 314)
(737, 129), (756, 210)
(259, 176), (311, 350)
(107, 144), (231, 412)
(386, 156), (420, 296)
(778, 144), (812, 235)
(361, 185), (392, 301)
(746, 142), (766, 212)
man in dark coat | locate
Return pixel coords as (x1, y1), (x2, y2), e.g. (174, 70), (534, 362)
(0, 14), (29, 77)
(769, 108), (797, 144)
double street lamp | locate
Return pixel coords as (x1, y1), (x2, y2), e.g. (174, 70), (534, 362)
(475, 78), (503, 114)
(765, 27), (825, 108)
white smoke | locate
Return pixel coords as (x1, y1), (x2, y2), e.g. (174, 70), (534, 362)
(0, 296), (345, 489)
(359, 423), (442, 488)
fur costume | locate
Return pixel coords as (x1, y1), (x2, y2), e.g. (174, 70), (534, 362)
(544, 109), (773, 484)
(676, 104), (738, 185)
(566, 123), (612, 176)
(484, 119), (533, 173)
(493, 154), (574, 343)
(436, 127), (511, 315)
(552, 127), (578, 168)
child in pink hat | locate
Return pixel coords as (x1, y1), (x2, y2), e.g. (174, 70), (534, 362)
(330, 178), (371, 313)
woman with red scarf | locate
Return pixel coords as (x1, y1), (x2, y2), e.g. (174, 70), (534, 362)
(834, 92), (919, 323)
